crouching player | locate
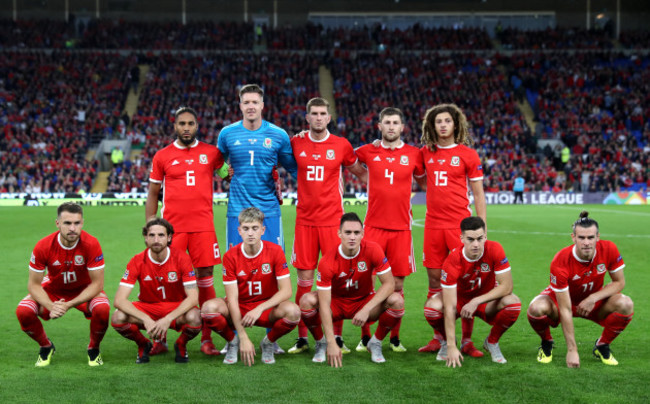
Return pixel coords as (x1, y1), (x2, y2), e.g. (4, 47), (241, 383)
(16, 202), (110, 367)
(424, 216), (520, 367)
(527, 211), (633, 367)
(112, 218), (201, 364)
(300, 212), (404, 367)
(201, 207), (299, 366)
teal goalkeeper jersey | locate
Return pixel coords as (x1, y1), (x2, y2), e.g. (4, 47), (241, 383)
(217, 120), (297, 217)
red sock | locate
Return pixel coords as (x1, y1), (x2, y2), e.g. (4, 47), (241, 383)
(487, 303), (521, 344)
(361, 323), (372, 339)
(527, 312), (553, 341)
(267, 317), (299, 343)
(423, 307), (446, 340)
(296, 279), (314, 339)
(390, 290), (405, 339)
(301, 308), (323, 340)
(374, 309), (404, 340)
(598, 311), (633, 345)
(461, 317), (474, 342)
(197, 276), (217, 342)
(176, 324), (201, 346)
(427, 287), (441, 299)
(201, 313), (235, 342)
(16, 299), (50, 347)
(88, 297), (110, 349)
(112, 322), (150, 346)
(333, 319), (343, 336)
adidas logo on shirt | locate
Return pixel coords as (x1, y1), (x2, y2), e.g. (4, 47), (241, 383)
(299, 151), (307, 157)
(339, 272), (347, 277)
(238, 270), (246, 277)
(172, 160), (180, 166)
(373, 156), (381, 161)
(428, 158), (434, 164)
(52, 260), (61, 266)
(144, 275), (152, 281)
(234, 140), (241, 146)
(572, 275), (581, 281)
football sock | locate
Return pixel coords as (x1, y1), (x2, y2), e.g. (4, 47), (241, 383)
(361, 323), (372, 339)
(197, 276), (216, 342)
(88, 296), (110, 349)
(374, 309), (404, 340)
(390, 290), (405, 339)
(487, 303), (521, 344)
(333, 319), (343, 337)
(296, 279), (314, 339)
(176, 324), (201, 346)
(598, 311), (633, 345)
(461, 317), (474, 342)
(527, 312), (553, 341)
(427, 287), (441, 299)
(267, 317), (299, 343)
(201, 313), (235, 342)
(112, 322), (150, 346)
(16, 299), (50, 347)
(423, 307), (445, 340)
(301, 308), (323, 340)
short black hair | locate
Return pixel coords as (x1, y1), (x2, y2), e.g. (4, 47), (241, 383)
(174, 106), (198, 121)
(460, 216), (486, 233)
(142, 217), (175, 238)
(340, 212), (363, 228)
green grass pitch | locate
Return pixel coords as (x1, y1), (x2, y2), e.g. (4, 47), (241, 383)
(1, 204), (648, 403)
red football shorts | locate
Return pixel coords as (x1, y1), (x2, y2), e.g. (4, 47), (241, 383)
(364, 226), (416, 277)
(535, 287), (607, 326)
(456, 295), (492, 324)
(37, 288), (106, 320)
(239, 301), (275, 328)
(132, 301), (190, 331)
(330, 294), (375, 322)
(172, 231), (222, 268)
(291, 224), (339, 270)
(423, 227), (462, 268)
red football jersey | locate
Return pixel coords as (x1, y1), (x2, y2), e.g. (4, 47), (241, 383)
(549, 240), (625, 304)
(29, 230), (105, 297)
(421, 144), (483, 229)
(316, 240), (391, 302)
(292, 132), (357, 226)
(149, 140), (224, 232)
(441, 240), (511, 299)
(121, 247), (196, 303)
(222, 241), (290, 304)
(356, 142), (424, 230)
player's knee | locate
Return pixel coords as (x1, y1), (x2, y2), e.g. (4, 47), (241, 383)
(424, 295), (442, 311)
(527, 297), (549, 317)
(615, 294), (634, 315)
(299, 291), (318, 310)
(282, 302), (301, 322)
(387, 292), (404, 310)
(185, 308), (202, 327)
(111, 309), (128, 326)
(200, 298), (223, 314)
(503, 293), (521, 306)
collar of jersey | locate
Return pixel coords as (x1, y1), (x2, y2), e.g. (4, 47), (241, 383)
(572, 245), (596, 263)
(148, 247), (171, 265)
(436, 143), (458, 150)
(241, 242), (264, 259)
(381, 140), (405, 150)
(308, 131), (330, 143)
(57, 233), (80, 250)
(462, 246), (484, 263)
(338, 244), (360, 260)
(173, 139), (199, 149)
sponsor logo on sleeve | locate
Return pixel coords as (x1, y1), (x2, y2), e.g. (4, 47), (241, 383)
(500, 257), (509, 265)
(441, 270), (448, 282)
(316, 271), (321, 282)
(550, 274), (557, 285)
(188, 270), (195, 277)
(616, 255), (623, 262)
(477, 164), (483, 171)
(222, 268), (227, 276)
(282, 263), (288, 269)
(30, 252), (36, 264)
(168, 272), (178, 282)
(122, 269), (129, 280)
(95, 254), (104, 262)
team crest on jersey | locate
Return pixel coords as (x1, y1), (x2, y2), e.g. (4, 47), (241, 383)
(122, 269), (129, 280)
(480, 263), (490, 272)
(168, 272), (178, 282)
(357, 261), (367, 272)
(441, 270), (448, 282)
(400, 155), (409, 165)
(451, 156), (460, 166)
(262, 263), (271, 274)
(199, 154), (208, 164)
(264, 138), (273, 148)
(74, 255), (84, 265)
(597, 264), (606, 274)
(326, 149), (335, 160)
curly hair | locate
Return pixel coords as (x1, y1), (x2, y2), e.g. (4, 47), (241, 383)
(420, 103), (472, 149)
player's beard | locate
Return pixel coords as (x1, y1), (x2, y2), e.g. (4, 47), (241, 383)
(177, 132), (196, 146)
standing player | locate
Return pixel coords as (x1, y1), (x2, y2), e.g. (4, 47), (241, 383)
(288, 97), (367, 354)
(424, 217), (521, 367)
(112, 218), (201, 364)
(217, 84), (297, 250)
(200, 208), (300, 366)
(146, 106), (227, 356)
(527, 211), (634, 367)
(300, 212), (404, 367)
(354, 107), (426, 353)
(16, 202), (109, 367)
(418, 103), (487, 357)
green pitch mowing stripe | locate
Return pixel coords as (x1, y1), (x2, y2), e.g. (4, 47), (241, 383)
(0, 205), (648, 403)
